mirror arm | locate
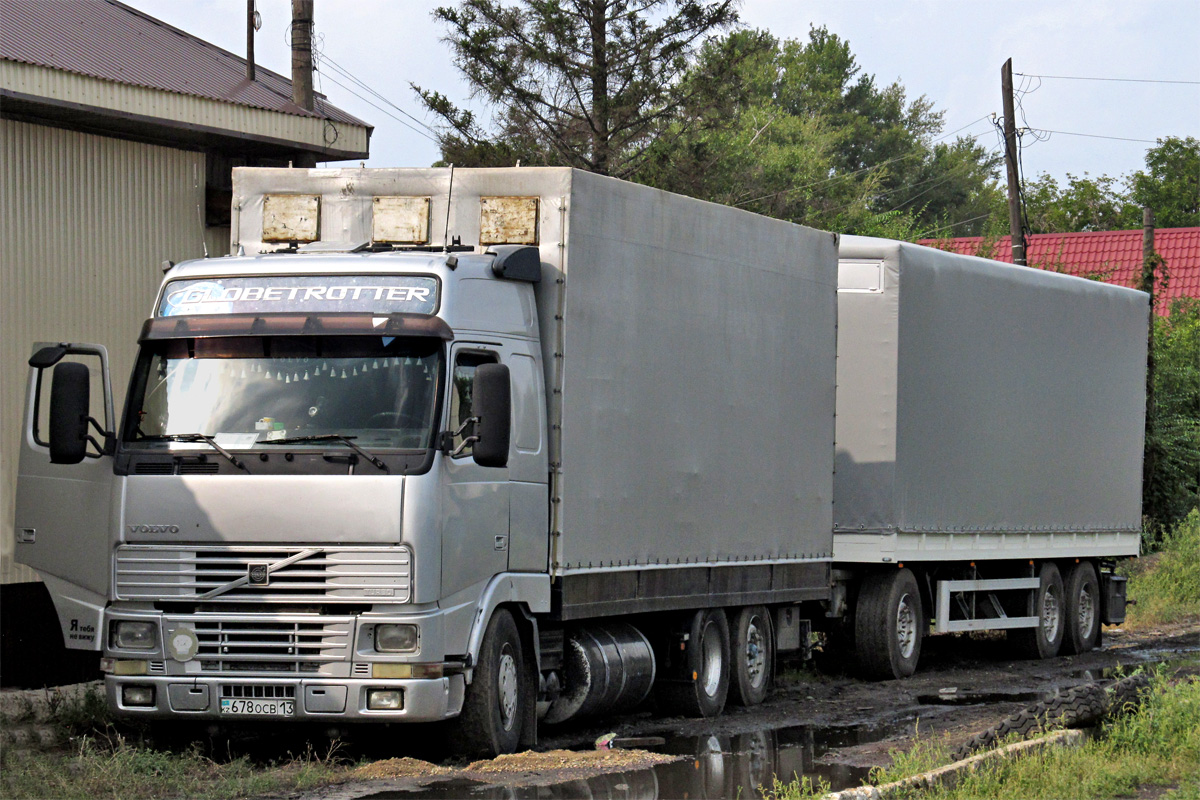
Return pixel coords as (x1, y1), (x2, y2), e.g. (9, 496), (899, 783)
(441, 416), (480, 456)
(451, 434), (480, 459)
(86, 416), (116, 455)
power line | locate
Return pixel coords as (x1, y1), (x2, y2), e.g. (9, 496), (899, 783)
(1028, 128), (1163, 144)
(1016, 72), (1200, 86)
(317, 71), (439, 143)
(918, 213), (993, 237)
(316, 51), (441, 139)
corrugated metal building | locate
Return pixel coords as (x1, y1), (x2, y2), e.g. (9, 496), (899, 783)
(1, 0), (370, 683)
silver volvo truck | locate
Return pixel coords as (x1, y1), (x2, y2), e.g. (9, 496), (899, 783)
(16, 167), (839, 755)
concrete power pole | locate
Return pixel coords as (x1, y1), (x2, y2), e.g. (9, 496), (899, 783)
(291, 0), (315, 112)
(1001, 59), (1026, 266)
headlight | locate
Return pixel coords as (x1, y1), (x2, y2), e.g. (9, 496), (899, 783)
(112, 621), (158, 650)
(374, 624), (419, 653)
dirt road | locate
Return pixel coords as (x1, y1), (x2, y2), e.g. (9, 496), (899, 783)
(286, 621), (1198, 798)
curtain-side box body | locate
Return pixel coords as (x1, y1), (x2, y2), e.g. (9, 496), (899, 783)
(834, 236), (1147, 564)
(232, 167), (839, 616)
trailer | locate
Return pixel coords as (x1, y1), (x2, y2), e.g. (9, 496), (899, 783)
(15, 167), (838, 755)
(831, 236), (1147, 678)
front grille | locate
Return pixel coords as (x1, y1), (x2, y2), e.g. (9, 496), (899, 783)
(220, 685), (296, 700)
(169, 615), (353, 675)
(116, 545), (411, 602)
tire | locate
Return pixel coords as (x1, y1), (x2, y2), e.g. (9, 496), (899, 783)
(729, 606), (774, 707)
(1106, 673), (1152, 716)
(1061, 561), (1101, 655)
(1011, 563), (1066, 659)
(657, 609), (731, 717)
(951, 682), (1107, 761)
(451, 608), (532, 757)
(854, 569), (923, 680)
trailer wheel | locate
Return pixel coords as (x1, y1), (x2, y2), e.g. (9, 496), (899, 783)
(854, 569), (923, 680)
(1062, 561), (1100, 655)
(658, 609), (730, 717)
(452, 608), (532, 756)
(729, 606), (774, 707)
(1012, 563), (1065, 659)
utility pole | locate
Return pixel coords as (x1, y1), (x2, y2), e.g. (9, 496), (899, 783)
(1141, 206), (1157, 519)
(1001, 58), (1026, 266)
(246, 0), (256, 82)
(291, 0), (315, 112)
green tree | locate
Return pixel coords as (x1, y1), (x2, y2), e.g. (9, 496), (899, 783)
(416, 0), (744, 177)
(1144, 298), (1200, 529)
(634, 27), (1002, 236)
(1129, 136), (1200, 229)
(1022, 172), (1140, 233)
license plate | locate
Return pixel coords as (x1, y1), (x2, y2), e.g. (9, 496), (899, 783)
(220, 698), (295, 716)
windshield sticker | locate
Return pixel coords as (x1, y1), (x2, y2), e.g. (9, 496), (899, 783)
(159, 276), (438, 316)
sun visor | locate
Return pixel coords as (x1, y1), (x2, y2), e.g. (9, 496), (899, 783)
(139, 313), (454, 342)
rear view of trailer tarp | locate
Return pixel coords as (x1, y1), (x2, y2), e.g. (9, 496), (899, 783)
(833, 236), (1147, 563)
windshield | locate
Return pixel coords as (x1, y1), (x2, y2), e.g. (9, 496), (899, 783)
(125, 336), (442, 450)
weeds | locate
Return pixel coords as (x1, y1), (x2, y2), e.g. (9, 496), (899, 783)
(788, 671), (1200, 800)
(1126, 509), (1200, 627)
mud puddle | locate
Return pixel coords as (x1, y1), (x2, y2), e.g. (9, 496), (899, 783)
(349, 720), (899, 799)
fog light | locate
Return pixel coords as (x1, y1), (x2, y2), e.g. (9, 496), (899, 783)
(367, 689), (403, 710)
(112, 621), (158, 650)
(122, 686), (156, 707)
(374, 624), (419, 653)
(101, 658), (149, 676)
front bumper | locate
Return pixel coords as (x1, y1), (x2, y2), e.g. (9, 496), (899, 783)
(106, 673), (466, 722)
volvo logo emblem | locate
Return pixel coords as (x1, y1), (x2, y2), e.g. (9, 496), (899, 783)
(127, 524), (180, 534)
(248, 564), (270, 585)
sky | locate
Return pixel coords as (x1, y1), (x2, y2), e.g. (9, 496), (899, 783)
(128, 0), (1200, 184)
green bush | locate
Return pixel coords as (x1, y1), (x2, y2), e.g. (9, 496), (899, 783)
(1127, 508), (1200, 627)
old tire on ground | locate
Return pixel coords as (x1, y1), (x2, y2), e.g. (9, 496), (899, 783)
(854, 568), (923, 680)
(950, 682), (1107, 761)
(451, 608), (532, 757)
(657, 609), (731, 718)
(1011, 563), (1066, 660)
(1061, 561), (1101, 655)
(1106, 673), (1153, 716)
(729, 606), (774, 707)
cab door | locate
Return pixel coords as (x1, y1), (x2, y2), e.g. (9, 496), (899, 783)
(14, 344), (117, 650)
(440, 344), (511, 598)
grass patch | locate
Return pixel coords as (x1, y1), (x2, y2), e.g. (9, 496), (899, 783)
(1126, 508), (1200, 627)
(763, 671), (1200, 800)
(0, 735), (352, 800)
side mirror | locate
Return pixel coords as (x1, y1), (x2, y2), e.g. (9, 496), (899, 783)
(472, 363), (511, 468)
(49, 361), (91, 464)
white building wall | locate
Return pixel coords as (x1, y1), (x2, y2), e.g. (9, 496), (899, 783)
(1, 118), (207, 584)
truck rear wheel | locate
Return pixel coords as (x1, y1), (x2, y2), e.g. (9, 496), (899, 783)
(452, 608), (532, 756)
(1062, 561), (1100, 655)
(854, 569), (923, 680)
(1012, 563), (1065, 659)
(658, 609), (730, 717)
(729, 606), (774, 706)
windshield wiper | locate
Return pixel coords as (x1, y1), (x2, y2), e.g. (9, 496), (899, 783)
(262, 434), (390, 474)
(137, 433), (251, 473)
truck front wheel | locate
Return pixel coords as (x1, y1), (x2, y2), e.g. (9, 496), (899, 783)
(1062, 561), (1100, 655)
(1012, 563), (1065, 659)
(854, 569), (923, 680)
(453, 608), (532, 756)
(729, 606), (774, 706)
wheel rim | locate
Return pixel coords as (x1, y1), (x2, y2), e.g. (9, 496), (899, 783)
(700, 620), (723, 697)
(896, 593), (917, 659)
(1042, 587), (1062, 642)
(497, 643), (518, 730)
(1077, 583), (1096, 638)
(744, 615), (767, 689)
